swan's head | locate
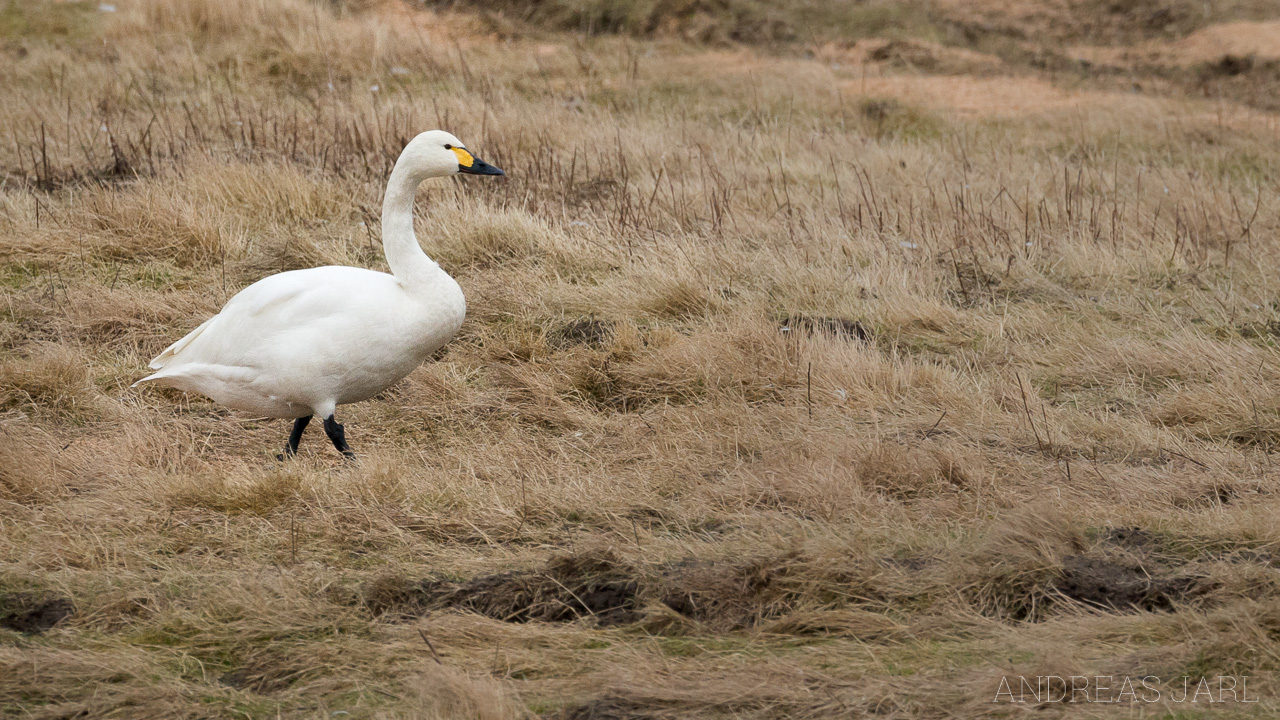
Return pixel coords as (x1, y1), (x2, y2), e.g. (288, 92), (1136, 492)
(400, 130), (504, 180)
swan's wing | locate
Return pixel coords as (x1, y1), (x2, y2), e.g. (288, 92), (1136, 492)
(142, 270), (318, 373)
(140, 267), (397, 379)
(148, 316), (214, 369)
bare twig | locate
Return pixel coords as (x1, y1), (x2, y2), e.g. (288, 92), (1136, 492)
(418, 628), (443, 665)
(1016, 373), (1046, 454)
(806, 361), (812, 419)
(924, 410), (947, 438)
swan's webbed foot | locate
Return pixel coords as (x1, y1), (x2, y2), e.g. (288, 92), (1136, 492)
(277, 415), (313, 461)
(323, 415), (356, 460)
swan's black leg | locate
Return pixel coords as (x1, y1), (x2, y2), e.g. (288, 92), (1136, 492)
(322, 415), (356, 460)
(278, 415), (312, 460)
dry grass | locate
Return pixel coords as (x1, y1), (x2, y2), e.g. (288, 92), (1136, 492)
(4, 0), (1280, 717)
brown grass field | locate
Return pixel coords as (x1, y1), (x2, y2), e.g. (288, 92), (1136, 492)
(4, 0), (1280, 717)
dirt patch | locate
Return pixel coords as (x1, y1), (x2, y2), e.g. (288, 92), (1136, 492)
(1055, 527), (1212, 612)
(856, 38), (1003, 75)
(1058, 555), (1202, 611)
(1099, 526), (1163, 554)
(778, 315), (869, 343)
(657, 554), (805, 631)
(1200, 53), (1257, 77)
(552, 318), (614, 349)
(870, 40), (939, 69)
(364, 551), (818, 631)
(959, 518), (1220, 621)
(363, 550), (639, 626)
(0, 592), (75, 634)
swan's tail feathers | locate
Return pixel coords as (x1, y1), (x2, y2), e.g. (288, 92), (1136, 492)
(148, 317), (215, 370)
(131, 371), (167, 388)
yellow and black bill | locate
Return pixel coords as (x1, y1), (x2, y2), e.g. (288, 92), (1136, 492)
(453, 147), (505, 176)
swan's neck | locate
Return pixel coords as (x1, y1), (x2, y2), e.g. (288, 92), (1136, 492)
(381, 163), (444, 287)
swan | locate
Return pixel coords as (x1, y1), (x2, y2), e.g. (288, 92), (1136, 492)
(134, 130), (504, 459)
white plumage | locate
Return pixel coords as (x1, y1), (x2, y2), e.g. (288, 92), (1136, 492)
(135, 130), (504, 457)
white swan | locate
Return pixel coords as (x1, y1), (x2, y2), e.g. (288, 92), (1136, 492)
(134, 130), (504, 458)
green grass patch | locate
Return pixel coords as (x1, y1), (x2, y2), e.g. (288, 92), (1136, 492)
(0, 261), (46, 289)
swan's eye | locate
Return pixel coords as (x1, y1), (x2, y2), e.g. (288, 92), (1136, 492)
(444, 144), (453, 150)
